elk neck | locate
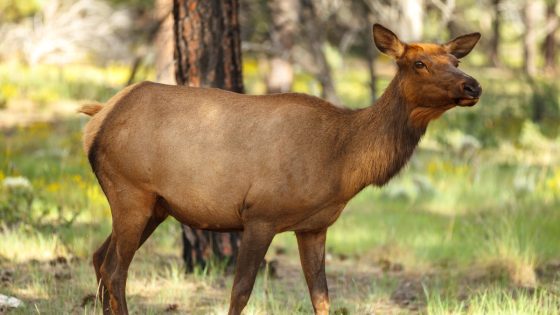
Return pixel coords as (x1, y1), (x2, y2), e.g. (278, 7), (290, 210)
(340, 75), (427, 197)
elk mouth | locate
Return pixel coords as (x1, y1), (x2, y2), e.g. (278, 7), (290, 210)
(454, 97), (479, 107)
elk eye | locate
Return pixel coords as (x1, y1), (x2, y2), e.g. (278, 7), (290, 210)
(414, 61), (426, 69)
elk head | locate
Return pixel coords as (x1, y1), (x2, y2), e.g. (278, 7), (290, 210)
(372, 24), (482, 127)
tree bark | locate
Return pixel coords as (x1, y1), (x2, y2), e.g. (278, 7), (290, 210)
(490, 0), (501, 67)
(174, 0), (243, 91)
(352, 1), (376, 104)
(266, 0), (298, 93)
(397, 0), (424, 41)
(544, 1), (558, 74)
(155, 0), (176, 84)
(522, 1), (539, 77)
(299, 0), (341, 106)
(173, 0), (242, 272)
(365, 30), (378, 103)
(358, 0), (425, 103)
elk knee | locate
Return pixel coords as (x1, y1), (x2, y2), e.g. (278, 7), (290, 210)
(99, 263), (114, 288)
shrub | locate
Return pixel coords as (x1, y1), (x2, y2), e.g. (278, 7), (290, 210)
(0, 176), (34, 225)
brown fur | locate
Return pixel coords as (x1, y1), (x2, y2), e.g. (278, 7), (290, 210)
(409, 105), (454, 128)
(78, 103), (103, 116)
(84, 25), (481, 315)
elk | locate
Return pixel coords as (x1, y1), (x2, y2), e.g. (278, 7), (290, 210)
(80, 24), (481, 315)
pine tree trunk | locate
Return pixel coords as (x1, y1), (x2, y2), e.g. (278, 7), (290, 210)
(299, 0), (341, 106)
(172, 0), (242, 272)
(155, 0), (176, 84)
(397, 0), (424, 41)
(365, 28), (378, 103)
(266, 0), (298, 93)
(490, 0), (501, 67)
(353, 0), (377, 104)
(522, 1), (539, 77)
(544, 1), (558, 74)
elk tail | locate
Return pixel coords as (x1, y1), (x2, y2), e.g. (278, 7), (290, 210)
(78, 103), (103, 117)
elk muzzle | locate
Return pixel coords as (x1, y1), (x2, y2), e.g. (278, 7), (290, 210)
(455, 77), (482, 107)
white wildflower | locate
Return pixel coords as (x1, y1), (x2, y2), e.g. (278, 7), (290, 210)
(2, 177), (32, 190)
(0, 293), (24, 308)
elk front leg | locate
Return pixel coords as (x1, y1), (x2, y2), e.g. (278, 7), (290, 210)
(296, 229), (329, 315)
(228, 222), (275, 315)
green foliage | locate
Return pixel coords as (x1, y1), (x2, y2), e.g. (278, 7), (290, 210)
(0, 176), (34, 225)
(0, 120), (108, 230)
(421, 70), (560, 147)
(106, 0), (153, 10)
(0, 61), (145, 106)
(0, 0), (42, 22)
(530, 78), (560, 135)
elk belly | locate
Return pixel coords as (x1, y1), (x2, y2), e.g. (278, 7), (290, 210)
(159, 192), (244, 231)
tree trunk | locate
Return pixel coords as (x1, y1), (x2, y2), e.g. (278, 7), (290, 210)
(397, 0), (424, 41)
(155, 0), (176, 84)
(358, 0), (424, 103)
(522, 1), (539, 77)
(433, 0), (457, 38)
(544, 1), (558, 74)
(173, 0), (242, 272)
(446, 20), (461, 40)
(299, 0), (341, 106)
(490, 0), (501, 67)
(266, 0), (298, 93)
(364, 27), (378, 103)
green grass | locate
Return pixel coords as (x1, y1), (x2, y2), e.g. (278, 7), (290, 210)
(427, 288), (560, 315)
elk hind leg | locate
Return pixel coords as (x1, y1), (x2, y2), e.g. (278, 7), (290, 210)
(98, 182), (157, 315)
(94, 202), (167, 310)
(93, 233), (113, 313)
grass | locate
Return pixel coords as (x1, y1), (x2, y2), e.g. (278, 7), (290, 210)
(1, 60), (560, 313)
(426, 288), (560, 315)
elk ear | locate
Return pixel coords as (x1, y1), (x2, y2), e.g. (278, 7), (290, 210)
(444, 33), (481, 58)
(372, 24), (405, 59)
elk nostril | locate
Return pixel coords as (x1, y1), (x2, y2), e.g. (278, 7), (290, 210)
(463, 83), (481, 98)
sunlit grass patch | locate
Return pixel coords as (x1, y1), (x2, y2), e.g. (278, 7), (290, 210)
(467, 289), (560, 315)
(125, 258), (211, 313)
(0, 226), (70, 262)
(426, 287), (560, 315)
(473, 208), (540, 288)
